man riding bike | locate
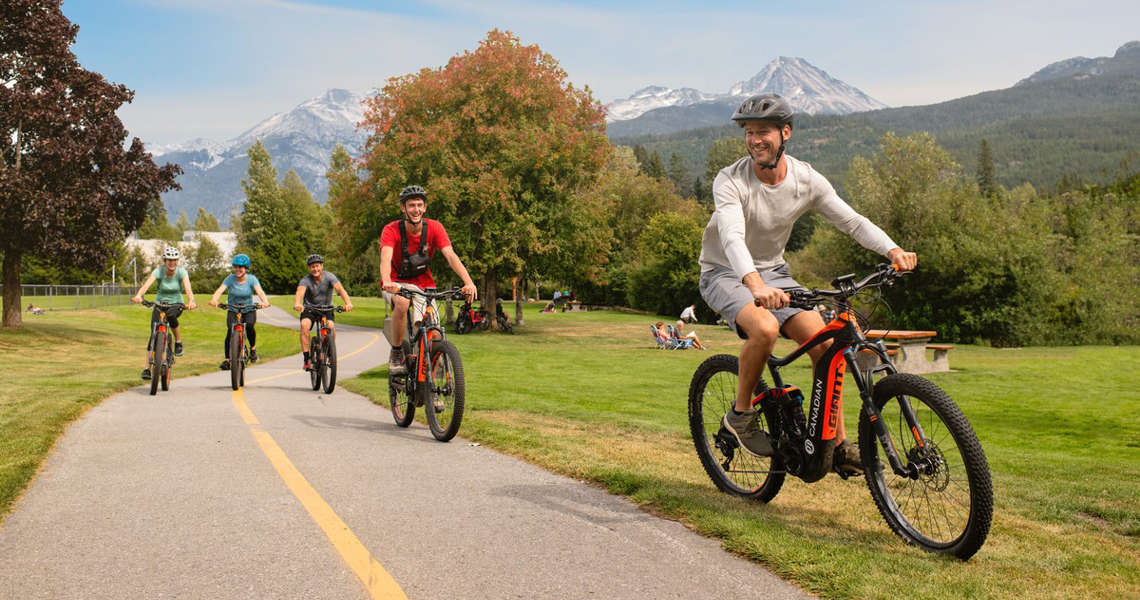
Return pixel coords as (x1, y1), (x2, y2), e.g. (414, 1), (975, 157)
(131, 246), (197, 380)
(293, 253), (354, 371)
(208, 253), (271, 370)
(379, 185), (477, 374)
(699, 93), (917, 474)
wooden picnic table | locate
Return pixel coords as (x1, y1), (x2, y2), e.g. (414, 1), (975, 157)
(859, 330), (952, 374)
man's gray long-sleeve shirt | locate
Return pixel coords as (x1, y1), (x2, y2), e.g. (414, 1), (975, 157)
(699, 155), (897, 279)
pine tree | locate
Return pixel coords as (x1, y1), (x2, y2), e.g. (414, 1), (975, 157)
(667, 152), (692, 197)
(632, 145), (650, 174)
(977, 139), (997, 198)
(239, 141), (307, 292)
(645, 150), (667, 179)
(174, 210), (190, 235)
(193, 207), (220, 231)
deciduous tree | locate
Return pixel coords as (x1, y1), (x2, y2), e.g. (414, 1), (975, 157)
(0, 0), (180, 327)
(344, 29), (611, 321)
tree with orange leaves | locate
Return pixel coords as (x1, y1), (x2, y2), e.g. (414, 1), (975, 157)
(336, 29), (612, 324)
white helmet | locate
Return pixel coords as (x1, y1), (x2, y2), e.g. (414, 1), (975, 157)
(162, 246), (181, 260)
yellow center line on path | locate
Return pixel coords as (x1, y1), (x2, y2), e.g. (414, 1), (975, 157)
(230, 333), (406, 600)
(246, 333), (381, 386)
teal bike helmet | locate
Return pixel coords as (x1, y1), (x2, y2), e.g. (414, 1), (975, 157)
(232, 254), (251, 268)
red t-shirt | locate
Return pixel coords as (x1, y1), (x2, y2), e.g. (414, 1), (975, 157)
(380, 218), (452, 289)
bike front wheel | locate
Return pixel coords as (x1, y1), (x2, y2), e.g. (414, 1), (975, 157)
(858, 373), (993, 560)
(424, 340), (465, 442)
(149, 333), (164, 396)
(322, 336), (337, 394)
(229, 332), (242, 390)
(688, 354), (784, 501)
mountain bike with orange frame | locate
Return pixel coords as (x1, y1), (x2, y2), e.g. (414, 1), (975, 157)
(388, 284), (467, 441)
(687, 263), (993, 559)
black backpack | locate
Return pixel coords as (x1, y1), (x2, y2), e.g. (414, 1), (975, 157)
(398, 220), (430, 279)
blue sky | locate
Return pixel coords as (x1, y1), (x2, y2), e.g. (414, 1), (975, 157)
(61, 0), (1140, 146)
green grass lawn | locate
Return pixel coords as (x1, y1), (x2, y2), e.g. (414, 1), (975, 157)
(0, 303), (298, 520)
(343, 301), (1140, 599)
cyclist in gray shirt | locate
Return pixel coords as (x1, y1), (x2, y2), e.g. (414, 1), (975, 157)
(293, 254), (354, 371)
(699, 94), (917, 475)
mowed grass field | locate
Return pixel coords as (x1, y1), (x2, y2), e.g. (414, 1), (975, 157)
(342, 300), (1140, 599)
(0, 303), (298, 520)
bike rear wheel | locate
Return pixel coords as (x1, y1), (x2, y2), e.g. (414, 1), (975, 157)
(424, 340), (465, 442)
(322, 336), (337, 393)
(858, 373), (993, 560)
(389, 373), (414, 427)
(688, 354), (784, 501)
(310, 335), (321, 390)
(229, 331), (242, 390)
(149, 333), (164, 396)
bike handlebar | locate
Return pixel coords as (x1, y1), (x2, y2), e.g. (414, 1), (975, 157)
(781, 263), (908, 310)
(394, 285), (467, 301)
(217, 302), (265, 313)
(303, 304), (346, 313)
(141, 300), (186, 310)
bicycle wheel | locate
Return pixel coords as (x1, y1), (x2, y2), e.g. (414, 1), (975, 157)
(160, 334), (173, 391)
(149, 332), (164, 396)
(858, 373), (993, 560)
(229, 330), (242, 391)
(322, 336), (337, 394)
(688, 354), (784, 501)
(310, 335), (321, 391)
(424, 340), (465, 442)
(389, 372), (414, 427)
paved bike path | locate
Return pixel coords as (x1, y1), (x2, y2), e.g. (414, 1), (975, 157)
(0, 306), (811, 599)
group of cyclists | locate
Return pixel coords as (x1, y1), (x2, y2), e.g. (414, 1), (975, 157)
(130, 94), (916, 470)
(130, 184), (477, 383)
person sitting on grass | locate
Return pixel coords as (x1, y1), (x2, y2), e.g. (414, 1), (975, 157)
(675, 320), (708, 350)
(655, 321), (694, 349)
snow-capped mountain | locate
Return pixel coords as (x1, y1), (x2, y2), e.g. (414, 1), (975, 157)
(153, 88), (368, 225)
(606, 86), (720, 121)
(605, 56), (886, 123)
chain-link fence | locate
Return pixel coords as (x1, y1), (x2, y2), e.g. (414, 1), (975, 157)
(2, 284), (135, 312)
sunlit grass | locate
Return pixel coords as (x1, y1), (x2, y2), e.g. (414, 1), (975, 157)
(343, 301), (1140, 599)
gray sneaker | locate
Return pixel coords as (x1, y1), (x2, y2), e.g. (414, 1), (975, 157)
(388, 346), (407, 374)
(722, 409), (773, 456)
(833, 439), (864, 475)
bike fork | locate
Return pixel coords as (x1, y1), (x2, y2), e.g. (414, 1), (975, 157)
(847, 349), (918, 478)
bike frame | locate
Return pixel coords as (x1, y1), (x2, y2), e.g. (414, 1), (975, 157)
(146, 302), (180, 368)
(304, 305), (340, 365)
(758, 298), (926, 481)
(223, 304), (254, 365)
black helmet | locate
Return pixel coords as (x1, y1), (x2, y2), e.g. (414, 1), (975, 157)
(399, 185), (427, 203)
(306, 253), (323, 265)
(731, 93), (794, 129)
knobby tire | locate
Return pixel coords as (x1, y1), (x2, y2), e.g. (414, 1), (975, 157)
(858, 373), (993, 560)
(688, 354), (784, 501)
(229, 330), (242, 391)
(149, 331), (163, 396)
(424, 340), (465, 442)
(322, 336), (337, 394)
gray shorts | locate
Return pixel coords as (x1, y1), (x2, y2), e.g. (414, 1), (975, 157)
(699, 263), (807, 339)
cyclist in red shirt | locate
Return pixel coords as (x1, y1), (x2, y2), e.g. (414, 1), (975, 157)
(380, 185), (478, 373)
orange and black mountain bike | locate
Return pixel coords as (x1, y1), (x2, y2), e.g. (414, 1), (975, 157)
(388, 284), (467, 442)
(142, 300), (183, 396)
(688, 264), (992, 560)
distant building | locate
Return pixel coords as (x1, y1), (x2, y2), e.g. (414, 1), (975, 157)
(123, 230), (239, 276)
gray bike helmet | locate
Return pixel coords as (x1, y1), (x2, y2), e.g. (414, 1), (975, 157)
(306, 253), (323, 265)
(399, 185), (427, 203)
(731, 93), (794, 129)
